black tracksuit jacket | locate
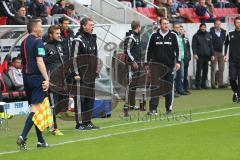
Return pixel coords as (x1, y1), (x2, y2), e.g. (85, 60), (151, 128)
(124, 30), (142, 63)
(224, 30), (240, 63)
(146, 29), (180, 68)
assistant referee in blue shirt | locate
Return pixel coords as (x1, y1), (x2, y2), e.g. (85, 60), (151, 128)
(17, 19), (50, 150)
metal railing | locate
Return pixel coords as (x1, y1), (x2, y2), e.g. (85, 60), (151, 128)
(50, 14), (80, 25)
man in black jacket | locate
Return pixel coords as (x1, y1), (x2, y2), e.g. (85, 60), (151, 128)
(123, 20), (142, 113)
(210, 19), (226, 89)
(192, 23), (214, 89)
(44, 25), (64, 136)
(59, 17), (74, 61)
(71, 18), (100, 130)
(224, 16), (240, 103)
(146, 18), (180, 115)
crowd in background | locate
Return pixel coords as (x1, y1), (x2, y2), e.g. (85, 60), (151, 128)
(0, 0), (80, 25)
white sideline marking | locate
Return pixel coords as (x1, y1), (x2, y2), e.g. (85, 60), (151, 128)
(0, 113), (239, 155)
(62, 106), (240, 131)
(192, 106), (240, 115)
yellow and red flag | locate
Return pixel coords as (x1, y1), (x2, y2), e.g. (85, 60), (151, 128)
(32, 97), (53, 131)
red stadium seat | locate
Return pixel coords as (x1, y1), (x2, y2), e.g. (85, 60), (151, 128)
(136, 7), (158, 20)
(220, 8), (229, 17)
(179, 8), (187, 15)
(230, 8), (238, 15)
(148, 8), (158, 20)
(0, 17), (7, 25)
(182, 8), (200, 23)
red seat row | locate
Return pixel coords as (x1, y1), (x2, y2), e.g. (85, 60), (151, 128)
(0, 17), (8, 25)
(136, 7), (158, 20)
(213, 8), (238, 18)
(179, 8), (238, 21)
(136, 7), (238, 22)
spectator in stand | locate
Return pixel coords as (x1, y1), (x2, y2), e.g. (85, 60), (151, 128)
(132, 0), (146, 7)
(237, 0), (240, 13)
(51, 0), (66, 16)
(0, 0), (15, 24)
(12, 0), (26, 13)
(28, 0), (48, 25)
(59, 16), (74, 61)
(210, 19), (226, 89)
(195, 0), (215, 23)
(66, 4), (80, 22)
(8, 57), (24, 91)
(13, 6), (29, 25)
(185, 0), (197, 7)
(157, 0), (184, 23)
(206, 0), (214, 13)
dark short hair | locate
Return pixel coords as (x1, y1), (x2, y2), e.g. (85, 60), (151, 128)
(67, 4), (74, 10)
(48, 25), (61, 35)
(173, 23), (180, 28)
(214, 18), (221, 24)
(27, 19), (41, 33)
(159, 17), (169, 24)
(80, 17), (93, 30)
(234, 16), (240, 24)
(12, 57), (22, 63)
(17, 6), (26, 12)
(59, 16), (69, 24)
(131, 20), (140, 30)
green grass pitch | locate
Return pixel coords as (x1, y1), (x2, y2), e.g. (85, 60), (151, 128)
(0, 89), (240, 160)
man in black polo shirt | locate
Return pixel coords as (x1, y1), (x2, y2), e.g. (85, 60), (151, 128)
(224, 16), (240, 102)
(145, 18), (180, 115)
(17, 19), (49, 150)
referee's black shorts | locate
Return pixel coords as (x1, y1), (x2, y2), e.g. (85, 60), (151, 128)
(23, 74), (46, 105)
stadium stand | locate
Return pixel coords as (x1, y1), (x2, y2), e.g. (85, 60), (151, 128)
(0, 55), (26, 102)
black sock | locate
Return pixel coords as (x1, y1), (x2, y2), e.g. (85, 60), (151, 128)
(21, 112), (34, 140)
(0, 105), (4, 113)
(34, 125), (45, 143)
(53, 110), (58, 129)
(230, 80), (238, 93)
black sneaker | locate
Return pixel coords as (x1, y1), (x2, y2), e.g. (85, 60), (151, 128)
(123, 104), (129, 117)
(37, 142), (50, 148)
(76, 123), (87, 130)
(16, 136), (27, 150)
(174, 92), (180, 98)
(166, 110), (172, 115)
(147, 110), (158, 115)
(85, 122), (99, 130)
(177, 91), (188, 95)
(129, 105), (140, 110)
(232, 93), (237, 102)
